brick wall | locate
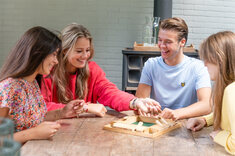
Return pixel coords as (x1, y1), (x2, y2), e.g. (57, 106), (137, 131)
(0, 0), (153, 89)
(173, 0), (235, 48)
(0, 0), (234, 89)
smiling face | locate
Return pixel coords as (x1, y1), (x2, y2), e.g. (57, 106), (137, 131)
(65, 37), (91, 73)
(158, 29), (186, 66)
(38, 50), (59, 75)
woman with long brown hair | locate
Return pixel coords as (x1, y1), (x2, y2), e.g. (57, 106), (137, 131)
(41, 23), (162, 117)
(186, 31), (235, 155)
(0, 26), (84, 144)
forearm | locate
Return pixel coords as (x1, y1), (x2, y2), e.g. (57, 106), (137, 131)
(175, 101), (211, 119)
(135, 84), (151, 98)
(44, 109), (63, 121)
(14, 128), (36, 144)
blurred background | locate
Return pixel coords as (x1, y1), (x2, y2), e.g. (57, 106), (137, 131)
(0, 0), (235, 89)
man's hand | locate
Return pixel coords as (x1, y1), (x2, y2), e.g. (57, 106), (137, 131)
(160, 108), (179, 121)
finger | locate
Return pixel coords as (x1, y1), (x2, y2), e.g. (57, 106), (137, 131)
(163, 112), (171, 119)
(186, 122), (194, 130)
(150, 106), (154, 116)
(140, 103), (149, 113)
(153, 105), (162, 113)
(103, 106), (107, 112)
(73, 99), (85, 106)
(51, 123), (61, 129)
(142, 111), (147, 117)
(159, 111), (165, 118)
(74, 105), (82, 110)
(76, 109), (83, 114)
(194, 124), (204, 131)
(172, 115), (177, 121)
(99, 111), (105, 117)
(147, 113), (151, 117)
(133, 110), (139, 115)
(139, 109), (144, 116)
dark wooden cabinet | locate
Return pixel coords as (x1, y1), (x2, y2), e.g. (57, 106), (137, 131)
(122, 48), (199, 94)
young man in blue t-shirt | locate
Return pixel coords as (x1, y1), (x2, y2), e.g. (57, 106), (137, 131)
(136, 17), (211, 120)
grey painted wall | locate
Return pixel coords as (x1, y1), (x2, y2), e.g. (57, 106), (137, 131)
(173, 0), (235, 48)
(0, 0), (153, 89)
(0, 0), (235, 89)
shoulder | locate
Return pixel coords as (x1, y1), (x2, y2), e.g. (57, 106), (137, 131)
(0, 78), (24, 97)
(42, 75), (53, 84)
(88, 61), (104, 74)
(88, 61), (101, 69)
(144, 57), (161, 68)
(0, 78), (23, 91)
(186, 56), (204, 66)
(185, 57), (207, 72)
(224, 82), (235, 93)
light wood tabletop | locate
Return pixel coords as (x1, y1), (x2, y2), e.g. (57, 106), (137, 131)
(21, 110), (230, 156)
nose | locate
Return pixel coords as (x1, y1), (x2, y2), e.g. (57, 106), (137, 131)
(158, 42), (166, 49)
(81, 51), (89, 59)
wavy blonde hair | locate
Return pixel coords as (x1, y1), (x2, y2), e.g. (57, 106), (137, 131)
(53, 23), (94, 103)
(199, 31), (235, 130)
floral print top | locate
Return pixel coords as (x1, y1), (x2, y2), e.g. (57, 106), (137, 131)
(0, 78), (47, 132)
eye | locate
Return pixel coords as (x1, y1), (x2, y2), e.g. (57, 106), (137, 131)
(166, 41), (172, 44)
(86, 49), (90, 53)
(76, 50), (82, 53)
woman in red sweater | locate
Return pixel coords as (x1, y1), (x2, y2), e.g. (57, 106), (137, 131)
(41, 23), (161, 117)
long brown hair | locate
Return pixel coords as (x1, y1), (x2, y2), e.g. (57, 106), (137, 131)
(54, 23), (94, 103)
(199, 31), (235, 130)
(0, 26), (61, 82)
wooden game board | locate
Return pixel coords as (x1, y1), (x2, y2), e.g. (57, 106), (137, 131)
(103, 115), (181, 138)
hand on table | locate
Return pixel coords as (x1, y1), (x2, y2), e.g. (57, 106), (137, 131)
(86, 103), (107, 117)
(186, 117), (206, 131)
(132, 98), (161, 117)
(31, 121), (61, 140)
(62, 99), (85, 118)
(160, 108), (179, 121)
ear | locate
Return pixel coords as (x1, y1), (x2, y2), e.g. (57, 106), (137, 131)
(180, 38), (186, 47)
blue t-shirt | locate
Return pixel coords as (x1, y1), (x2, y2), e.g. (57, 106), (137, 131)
(139, 55), (211, 110)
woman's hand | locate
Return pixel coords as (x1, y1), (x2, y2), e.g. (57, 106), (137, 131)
(61, 99), (85, 118)
(86, 104), (107, 117)
(210, 130), (220, 139)
(186, 117), (207, 131)
(30, 121), (61, 140)
(131, 98), (161, 117)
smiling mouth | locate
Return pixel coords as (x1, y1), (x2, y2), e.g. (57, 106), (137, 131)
(77, 59), (86, 64)
(161, 51), (169, 55)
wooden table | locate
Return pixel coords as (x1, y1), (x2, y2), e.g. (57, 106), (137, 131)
(21, 110), (230, 156)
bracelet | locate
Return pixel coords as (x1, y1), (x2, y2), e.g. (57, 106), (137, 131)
(131, 98), (138, 110)
(83, 104), (89, 113)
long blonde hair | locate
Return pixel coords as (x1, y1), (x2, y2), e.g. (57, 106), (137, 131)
(199, 31), (235, 130)
(53, 23), (94, 103)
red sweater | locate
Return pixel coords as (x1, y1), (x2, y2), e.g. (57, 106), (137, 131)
(41, 61), (135, 112)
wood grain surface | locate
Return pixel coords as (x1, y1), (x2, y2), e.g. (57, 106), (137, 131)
(21, 110), (230, 156)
